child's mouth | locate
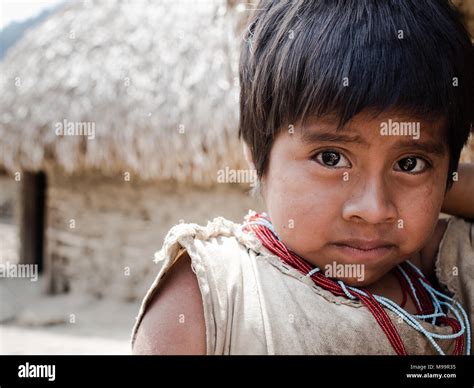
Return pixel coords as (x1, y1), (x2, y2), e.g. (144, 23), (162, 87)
(330, 240), (395, 260)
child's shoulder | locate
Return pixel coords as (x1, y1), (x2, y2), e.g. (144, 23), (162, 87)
(131, 211), (264, 354)
(420, 216), (472, 277)
(157, 211), (262, 268)
(432, 216), (473, 291)
(132, 249), (206, 354)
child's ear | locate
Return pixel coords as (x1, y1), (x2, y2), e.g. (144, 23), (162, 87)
(242, 142), (255, 170)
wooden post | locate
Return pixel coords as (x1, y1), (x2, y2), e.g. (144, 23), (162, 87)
(19, 171), (46, 273)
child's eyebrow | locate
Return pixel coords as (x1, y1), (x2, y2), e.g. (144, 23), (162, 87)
(301, 131), (369, 146)
(301, 131), (447, 156)
(393, 139), (447, 156)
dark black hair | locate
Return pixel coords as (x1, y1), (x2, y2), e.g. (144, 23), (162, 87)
(239, 0), (473, 189)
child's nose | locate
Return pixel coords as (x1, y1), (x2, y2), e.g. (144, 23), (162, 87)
(342, 178), (398, 225)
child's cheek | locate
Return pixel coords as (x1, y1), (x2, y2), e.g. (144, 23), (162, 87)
(267, 181), (342, 258)
(395, 185), (443, 255)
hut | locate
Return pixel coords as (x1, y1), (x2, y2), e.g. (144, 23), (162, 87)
(0, 0), (261, 300)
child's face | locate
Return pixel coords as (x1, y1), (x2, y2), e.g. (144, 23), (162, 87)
(261, 110), (450, 286)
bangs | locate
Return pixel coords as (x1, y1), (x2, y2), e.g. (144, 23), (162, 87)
(243, 0), (472, 131)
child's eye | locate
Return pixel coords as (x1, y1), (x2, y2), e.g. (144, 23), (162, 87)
(394, 157), (429, 173)
(314, 150), (351, 168)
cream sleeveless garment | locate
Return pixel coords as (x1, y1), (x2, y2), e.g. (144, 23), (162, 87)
(131, 211), (473, 355)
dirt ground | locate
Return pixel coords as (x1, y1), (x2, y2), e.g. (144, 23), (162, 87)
(0, 221), (139, 355)
(0, 275), (139, 354)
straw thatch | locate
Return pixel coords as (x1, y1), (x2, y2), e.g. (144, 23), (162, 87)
(0, 0), (250, 186)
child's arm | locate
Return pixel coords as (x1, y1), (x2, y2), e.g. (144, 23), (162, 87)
(132, 252), (206, 355)
(421, 163), (474, 276)
(441, 163), (474, 219)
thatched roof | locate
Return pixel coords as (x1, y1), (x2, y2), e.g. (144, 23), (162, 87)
(0, 0), (250, 185)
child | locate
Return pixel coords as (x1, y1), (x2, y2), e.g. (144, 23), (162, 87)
(131, 0), (474, 355)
